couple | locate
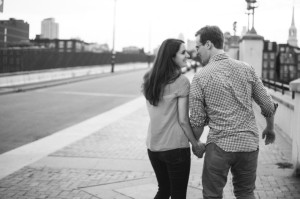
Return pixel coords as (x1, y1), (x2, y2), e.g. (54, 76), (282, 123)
(142, 25), (277, 199)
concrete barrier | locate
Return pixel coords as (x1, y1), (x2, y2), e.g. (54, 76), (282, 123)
(266, 79), (300, 176)
(0, 62), (149, 87)
(290, 78), (300, 176)
(267, 89), (294, 141)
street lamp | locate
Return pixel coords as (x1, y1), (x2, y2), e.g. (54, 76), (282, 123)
(245, 0), (258, 33)
(245, 10), (251, 32)
(147, 19), (152, 68)
(111, 0), (117, 73)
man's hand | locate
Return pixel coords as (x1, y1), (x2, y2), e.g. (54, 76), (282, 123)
(192, 142), (206, 158)
(262, 128), (276, 145)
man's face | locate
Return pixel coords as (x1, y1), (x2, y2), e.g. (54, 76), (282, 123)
(195, 35), (209, 66)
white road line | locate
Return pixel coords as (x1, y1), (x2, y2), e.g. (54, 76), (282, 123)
(36, 90), (138, 98)
(0, 96), (146, 180)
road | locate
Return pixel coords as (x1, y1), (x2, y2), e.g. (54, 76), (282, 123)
(0, 69), (148, 154)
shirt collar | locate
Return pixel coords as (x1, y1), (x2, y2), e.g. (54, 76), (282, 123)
(208, 53), (229, 64)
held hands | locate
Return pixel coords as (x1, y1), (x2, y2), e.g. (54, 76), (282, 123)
(192, 141), (206, 158)
(262, 127), (276, 145)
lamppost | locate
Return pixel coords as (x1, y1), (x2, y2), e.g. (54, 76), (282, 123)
(4, 28), (7, 48)
(245, 10), (251, 32)
(245, 0), (258, 33)
(147, 20), (152, 68)
(111, 0), (117, 73)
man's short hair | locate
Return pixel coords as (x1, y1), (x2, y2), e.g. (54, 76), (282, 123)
(195, 26), (224, 49)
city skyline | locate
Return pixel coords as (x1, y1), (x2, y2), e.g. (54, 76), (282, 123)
(1, 0), (299, 51)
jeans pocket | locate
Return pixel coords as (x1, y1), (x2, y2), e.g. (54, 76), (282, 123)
(245, 149), (259, 165)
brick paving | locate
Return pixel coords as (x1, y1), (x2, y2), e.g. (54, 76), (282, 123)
(0, 72), (300, 198)
(51, 108), (149, 160)
(0, 167), (153, 199)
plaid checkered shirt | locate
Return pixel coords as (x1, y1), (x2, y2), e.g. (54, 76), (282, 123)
(189, 53), (277, 152)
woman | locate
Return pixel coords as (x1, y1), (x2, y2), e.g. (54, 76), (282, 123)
(142, 39), (201, 199)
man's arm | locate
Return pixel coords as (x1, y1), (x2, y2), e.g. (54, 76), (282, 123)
(249, 66), (277, 145)
(250, 66), (277, 118)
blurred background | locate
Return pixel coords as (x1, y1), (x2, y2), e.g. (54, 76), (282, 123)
(0, 0), (299, 81)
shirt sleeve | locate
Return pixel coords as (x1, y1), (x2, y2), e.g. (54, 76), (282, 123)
(189, 75), (208, 128)
(250, 66), (278, 117)
(176, 75), (190, 97)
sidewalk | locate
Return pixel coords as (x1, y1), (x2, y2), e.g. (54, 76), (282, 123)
(0, 72), (300, 199)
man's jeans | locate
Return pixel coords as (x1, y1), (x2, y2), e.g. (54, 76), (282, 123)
(203, 143), (258, 199)
(148, 148), (191, 199)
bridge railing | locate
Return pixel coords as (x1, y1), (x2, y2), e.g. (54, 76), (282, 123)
(262, 79), (295, 99)
(0, 49), (154, 74)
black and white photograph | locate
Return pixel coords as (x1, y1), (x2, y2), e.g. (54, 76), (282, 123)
(0, 0), (300, 198)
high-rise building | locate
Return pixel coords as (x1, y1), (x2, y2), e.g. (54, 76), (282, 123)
(178, 33), (185, 42)
(41, 18), (59, 39)
(186, 39), (196, 51)
(0, 18), (29, 47)
(287, 6), (298, 47)
(241, 26), (248, 36)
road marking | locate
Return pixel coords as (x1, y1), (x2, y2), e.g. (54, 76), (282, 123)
(36, 90), (138, 98)
(0, 96), (145, 180)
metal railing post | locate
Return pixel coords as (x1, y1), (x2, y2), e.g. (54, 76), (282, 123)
(292, 91), (295, 100)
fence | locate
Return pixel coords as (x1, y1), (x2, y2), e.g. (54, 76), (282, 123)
(0, 49), (154, 74)
(262, 78), (295, 99)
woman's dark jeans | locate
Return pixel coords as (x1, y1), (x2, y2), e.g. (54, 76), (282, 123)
(148, 148), (191, 199)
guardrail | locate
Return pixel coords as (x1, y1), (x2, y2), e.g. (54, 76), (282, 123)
(0, 49), (154, 74)
(262, 79), (295, 99)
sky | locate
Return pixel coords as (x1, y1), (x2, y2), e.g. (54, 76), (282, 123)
(1, 0), (299, 52)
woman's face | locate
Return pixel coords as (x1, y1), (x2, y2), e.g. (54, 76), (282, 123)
(173, 43), (190, 68)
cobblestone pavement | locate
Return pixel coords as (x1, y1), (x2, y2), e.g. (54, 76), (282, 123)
(0, 73), (300, 199)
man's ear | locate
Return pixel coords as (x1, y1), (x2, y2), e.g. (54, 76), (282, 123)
(206, 41), (214, 49)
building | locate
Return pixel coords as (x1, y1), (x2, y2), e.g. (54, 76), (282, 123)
(122, 46), (144, 54)
(262, 41), (277, 80)
(178, 33), (185, 42)
(84, 43), (109, 53)
(186, 39), (197, 59)
(223, 32), (240, 59)
(241, 26), (248, 37)
(41, 18), (59, 39)
(287, 6), (298, 47)
(31, 37), (85, 53)
(277, 44), (300, 83)
(186, 39), (196, 51)
(262, 40), (300, 83)
(0, 18), (29, 48)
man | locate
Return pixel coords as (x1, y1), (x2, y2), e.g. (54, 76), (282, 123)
(189, 25), (277, 199)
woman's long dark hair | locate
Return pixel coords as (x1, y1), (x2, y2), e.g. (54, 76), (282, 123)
(142, 39), (184, 106)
